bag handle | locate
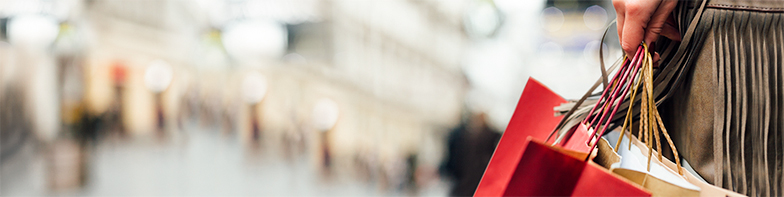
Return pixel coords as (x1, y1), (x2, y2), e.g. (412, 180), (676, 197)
(613, 43), (684, 175)
(553, 40), (683, 174)
(546, 20), (620, 142)
(568, 0), (711, 130)
(551, 0), (711, 146)
(581, 44), (645, 156)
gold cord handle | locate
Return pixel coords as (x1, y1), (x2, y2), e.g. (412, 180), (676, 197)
(613, 43), (684, 176)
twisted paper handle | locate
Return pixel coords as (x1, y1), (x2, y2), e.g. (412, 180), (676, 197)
(614, 43), (684, 176)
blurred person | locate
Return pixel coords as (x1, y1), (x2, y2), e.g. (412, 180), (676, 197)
(107, 63), (127, 137)
(404, 153), (419, 193)
(249, 103), (262, 141)
(352, 147), (378, 183)
(613, 0), (784, 195)
(176, 85), (197, 131)
(142, 59), (173, 137)
(222, 98), (239, 136)
(319, 129), (332, 176)
(282, 114), (307, 162)
(46, 137), (89, 190)
(440, 112), (500, 196)
(312, 98), (339, 178)
(154, 93), (166, 136)
(0, 86), (32, 163)
(185, 86), (201, 120)
(380, 155), (406, 192)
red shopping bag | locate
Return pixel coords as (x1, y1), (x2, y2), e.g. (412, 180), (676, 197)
(503, 137), (651, 196)
(474, 78), (650, 196)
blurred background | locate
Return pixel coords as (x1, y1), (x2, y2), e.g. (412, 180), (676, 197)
(0, 0), (621, 196)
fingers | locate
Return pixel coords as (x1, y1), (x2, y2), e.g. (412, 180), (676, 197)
(653, 52), (661, 67)
(659, 13), (681, 41)
(642, 0), (678, 45)
(620, 0), (660, 56)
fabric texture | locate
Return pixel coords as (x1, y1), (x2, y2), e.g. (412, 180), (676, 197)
(659, 0), (784, 196)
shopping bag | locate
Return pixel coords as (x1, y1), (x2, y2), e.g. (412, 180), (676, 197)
(621, 132), (746, 197)
(597, 132), (701, 197)
(500, 137), (650, 196)
(474, 78), (650, 196)
(473, 78), (566, 196)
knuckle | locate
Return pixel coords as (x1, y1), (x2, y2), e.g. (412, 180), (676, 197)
(648, 27), (663, 34)
(626, 4), (642, 15)
(624, 0), (648, 16)
(612, 0), (624, 8)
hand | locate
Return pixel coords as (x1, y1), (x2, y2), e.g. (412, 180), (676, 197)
(613, 0), (680, 57)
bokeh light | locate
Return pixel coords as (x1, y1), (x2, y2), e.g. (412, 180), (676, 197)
(583, 5), (609, 31)
(540, 7), (564, 32)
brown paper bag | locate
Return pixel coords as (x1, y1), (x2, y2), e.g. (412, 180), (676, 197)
(594, 138), (700, 197)
(626, 135), (746, 197)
